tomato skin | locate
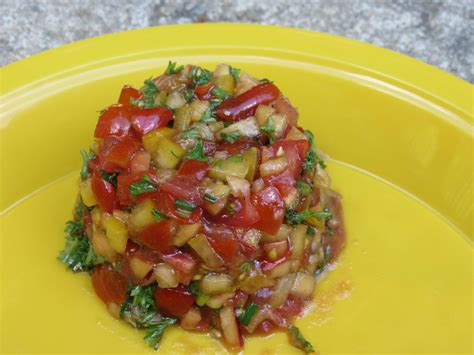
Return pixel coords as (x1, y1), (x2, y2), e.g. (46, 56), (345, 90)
(216, 140), (259, 155)
(215, 83), (280, 121)
(161, 175), (203, 204)
(211, 197), (260, 228)
(116, 170), (158, 206)
(177, 160), (209, 180)
(252, 187), (284, 235)
(118, 85), (141, 105)
(91, 264), (127, 305)
(130, 106), (174, 136)
(94, 105), (131, 138)
(194, 83), (214, 100)
(154, 284), (196, 317)
(91, 171), (116, 213)
(136, 221), (175, 253)
(274, 97), (298, 125)
(207, 232), (238, 262)
(272, 139), (305, 178)
(153, 191), (202, 224)
(98, 136), (141, 170)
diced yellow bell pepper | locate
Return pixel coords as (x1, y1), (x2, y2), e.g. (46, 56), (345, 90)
(129, 257), (153, 280)
(128, 198), (156, 233)
(103, 216), (128, 254)
(79, 178), (97, 207)
(143, 127), (178, 153)
(242, 147), (258, 181)
(209, 159), (249, 181)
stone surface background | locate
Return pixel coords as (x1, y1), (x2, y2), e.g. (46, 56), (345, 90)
(1, 0), (473, 82)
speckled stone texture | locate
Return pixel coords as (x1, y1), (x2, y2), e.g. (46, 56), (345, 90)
(1, 0), (473, 82)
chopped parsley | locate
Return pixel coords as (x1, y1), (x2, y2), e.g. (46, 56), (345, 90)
(183, 89), (194, 102)
(129, 174), (157, 197)
(165, 61), (184, 75)
(132, 79), (159, 109)
(203, 193), (218, 204)
(226, 155), (243, 162)
(211, 86), (230, 100)
(230, 66), (241, 82)
(295, 179), (312, 196)
(190, 281), (210, 306)
(289, 325), (314, 353)
(174, 199), (196, 211)
(260, 117), (276, 143)
(80, 148), (95, 180)
(144, 318), (177, 350)
(184, 140), (209, 162)
(221, 130), (241, 143)
(239, 260), (253, 272)
(99, 171), (118, 188)
(239, 302), (259, 326)
(151, 208), (168, 222)
(304, 130), (326, 170)
(285, 208), (332, 225)
(189, 66), (212, 86)
(200, 107), (217, 123)
(178, 127), (200, 139)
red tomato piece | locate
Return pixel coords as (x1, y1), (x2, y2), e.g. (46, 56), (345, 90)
(275, 137), (309, 160)
(130, 151), (151, 174)
(212, 197), (260, 228)
(136, 221), (175, 253)
(275, 296), (304, 320)
(194, 83), (214, 100)
(161, 175), (203, 204)
(98, 136), (141, 170)
(207, 232), (238, 262)
(94, 105), (131, 139)
(215, 83), (280, 121)
(154, 191), (202, 224)
(91, 264), (127, 305)
(203, 140), (217, 156)
(161, 250), (197, 275)
(130, 106), (174, 136)
(216, 140), (259, 155)
(263, 169), (296, 201)
(154, 284), (196, 317)
(272, 139), (305, 178)
(118, 85), (141, 105)
(91, 171), (116, 213)
(252, 187), (284, 235)
(274, 97), (299, 125)
(177, 160), (209, 180)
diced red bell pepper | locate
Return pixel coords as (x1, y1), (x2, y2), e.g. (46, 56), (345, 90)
(91, 171), (116, 213)
(154, 284), (196, 317)
(130, 106), (174, 136)
(215, 83), (280, 121)
(252, 187), (284, 235)
(118, 85), (141, 105)
(94, 105), (132, 138)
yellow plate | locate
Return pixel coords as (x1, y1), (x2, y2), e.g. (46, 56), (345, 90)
(1, 24), (472, 354)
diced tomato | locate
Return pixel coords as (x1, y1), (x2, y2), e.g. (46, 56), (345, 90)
(98, 136), (141, 170)
(207, 232), (238, 262)
(130, 151), (151, 174)
(94, 105), (131, 139)
(274, 97), (298, 125)
(275, 296), (304, 320)
(91, 171), (116, 213)
(194, 83), (214, 100)
(91, 263), (127, 305)
(130, 106), (174, 136)
(116, 170), (158, 206)
(252, 187), (284, 235)
(227, 290), (248, 308)
(178, 160), (209, 180)
(255, 320), (275, 334)
(263, 169), (296, 201)
(215, 83), (280, 121)
(272, 139), (305, 178)
(275, 138), (309, 161)
(162, 250), (197, 275)
(212, 197), (260, 228)
(154, 284), (196, 317)
(135, 221), (175, 253)
(161, 175), (203, 204)
(118, 85), (141, 105)
(216, 140), (259, 155)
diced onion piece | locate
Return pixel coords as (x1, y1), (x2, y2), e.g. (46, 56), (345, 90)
(173, 223), (201, 247)
(283, 187), (298, 208)
(189, 99), (209, 122)
(193, 122), (215, 141)
(131, 151), (151, 174)
(285, 125), (308, 140)
(252, 178), (264, 193)
(290, 224), (307, 261)
(242, 147), (258, 182)
(270, 273), (296, 308)
(270, 114), (288, 140)
(202, 182), (231, 216)
(107, 302), (121, 319)
(103, 216), (128, 254)
(129, 256), (153, 280)
(188, 234), (224, 268)
(245, 306), (285, 333)
(209, 159), (249, 181)
(80, 178), (97, 207)
(263, 240), (288, 261)
(219, 116), (260, 140)
(207, 121), (225, 133)
(200, 273), (234, 295)
(143, 128), (185, 169)
(220, 306), (240, 348)
(128, 198), (156, 233)
(154, 263), (179, 288)
(266, 260), (292, 279)
(235, 71), (259, 95)
(181, 307), (202, 330)
(206, 292), (234, 309)
(290, 272), (316, 299)
(259, 156), (288, 177)
(213, 64), (234, 94)
(174, 104), (191, 131)
(92, 226), (117, 262)
(260, 146), (275, 163)
(242, 228), (262, 249)
(255, 104), (276, 125)
(237, 269), (275, 293)
(112, 209), (129, 224)
(314, 163), (331, 188)
(226, 175), (250, 198)
(166, 91), (186, 109)
(262, 224), (292, 243)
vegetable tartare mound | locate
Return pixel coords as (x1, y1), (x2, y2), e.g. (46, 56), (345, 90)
(59, 61), (345, 352)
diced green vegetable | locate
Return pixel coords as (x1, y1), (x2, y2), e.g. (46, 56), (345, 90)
(203, 193), (218, 204)
(174, 199), (196, 212)
(80, 148), (95, 180)
(151, 208), (168, 222)
(99, 170), (118, 188)
(289, 325), (314, 353)
(239, 302), (259, 326)
(190, 281), (210, 306)
(221, 131), (241, 143)
(295, 180), (312, 196)
(212, 86), (230, 100)
(129, 174), (157, 197)
(239, 260), (253, 272)
(184, 140), (209, 162)
(165, 61), (184, 75)
(230, 67), (241, 81)
(284, 208), (332, 225)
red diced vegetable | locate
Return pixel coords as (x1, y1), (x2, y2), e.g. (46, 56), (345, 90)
(130, 106), (174, 136)
(118, 85), (141, 105)
(154, 284), (196, 317)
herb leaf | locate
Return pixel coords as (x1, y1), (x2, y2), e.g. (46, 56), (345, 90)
(295, 179), (312, 196)
(152, 208), (168, 222)
(129, 174), (157, 197)
(230, 67), (241, 82)
(239, 302), (259, 326)
(200, 107), (217, 123)
(221, 130), (241, 143)
(239, 260), (253, 272)
(174, 199), (196, 211)
(189, 66), (212, 86)
(212, 86), (230, 100)
(289, 325), (315, 353)
(178, 127), (200, 139)
(203, 193), (218, 204)
(80, 149), (95, 180)
(260, 117), (275, 135)
(165, 61), (184, 75)
(184, 140), (209, 162)
(304, 130), (326, 170)
(285, 208), (332, 225)
(144, 318), (177, 350)
(190, 281), (210, 306)
(99, 171), (118, 188)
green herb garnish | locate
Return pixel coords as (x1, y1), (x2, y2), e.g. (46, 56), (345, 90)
(190, 281), (210, 306)
(165, 61), (184, 75)
(230, 66), (241, 81)
(129, 174), (157, 197)
(178, 127), (200, 139)
(295, 179), (312, 196)
(144, 318), (177, 350)
(80, 148), (95, 180)
(221, 130), (241, 143)
(239, 260), (253, 272)
(284, 208), (332, 225)
(289, 325), (314, 353)
(203, 193), (218, 204)
(239, 302), (259, 326)
(212, 86), (230, 100)
(183, 89), (194, 102)
(260, 117), (275, 135)
(184, 140), (209, 162)
(189, 66), (213, 86)
(174, 199), (196, 211)
(304, 130), (326, 170)
(200, 107), (217, 123)
(151, 208), (168, 222)
(226, 155), (243, 162)
(99, 170), (118, 188)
